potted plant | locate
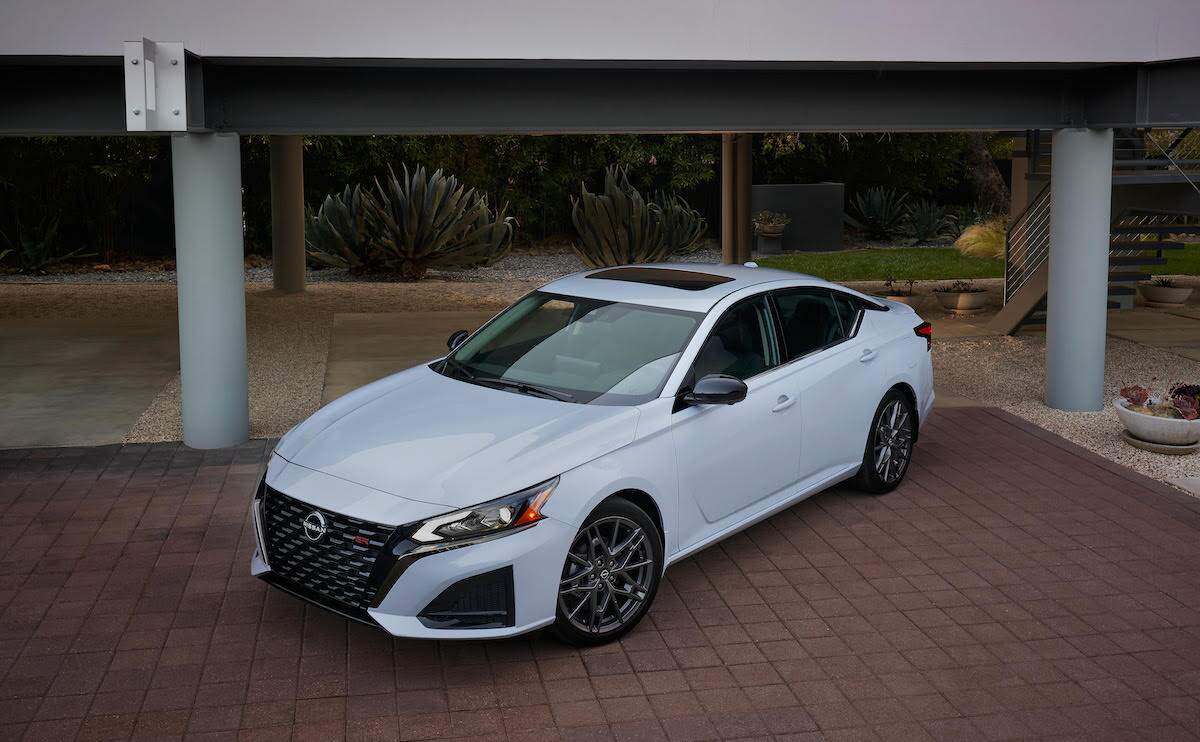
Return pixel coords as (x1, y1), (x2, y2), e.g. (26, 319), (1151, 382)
(933, 279), (987, 315)
(1114, 383), (1200, 449)
(752, 210), (790, 255)
(1139, 278), (1193, 308)
(880, 276), (920, 306)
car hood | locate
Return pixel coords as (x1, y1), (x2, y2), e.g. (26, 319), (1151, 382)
(274, 364), (640, 510)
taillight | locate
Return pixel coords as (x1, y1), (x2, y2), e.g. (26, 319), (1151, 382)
(914, 322), (932, 350)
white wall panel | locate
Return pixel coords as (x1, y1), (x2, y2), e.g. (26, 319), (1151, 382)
(2, 0), (1198, 63)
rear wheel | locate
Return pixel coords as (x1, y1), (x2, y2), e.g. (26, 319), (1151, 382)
(551, 497), (663, 646)
(853, 389), (916, 494)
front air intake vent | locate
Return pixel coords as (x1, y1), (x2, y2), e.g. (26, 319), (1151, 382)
(418, 567), (515, 629)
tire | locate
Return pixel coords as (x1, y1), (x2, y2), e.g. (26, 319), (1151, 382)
(853, 389), (917, 494)
(551, 496), (664, 646)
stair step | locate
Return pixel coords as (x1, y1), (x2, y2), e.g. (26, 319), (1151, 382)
(1108, 255), (1169, 266)
(1108, 301), (1122, 309)
(1111, 225), (1200, 235)
(1107, 271), (1151, 282)
(1108, 240), (1187, 250)
(1108, 285), (1137, 296)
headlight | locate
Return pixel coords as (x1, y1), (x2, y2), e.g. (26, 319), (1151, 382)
(410, 478), (558, 543)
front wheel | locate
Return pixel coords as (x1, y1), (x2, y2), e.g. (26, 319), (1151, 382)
(551, 497), (663, 646)
(853, 389), (916, 494)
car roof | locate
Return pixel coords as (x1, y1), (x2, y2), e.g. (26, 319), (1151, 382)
(539, 263), (827, 313)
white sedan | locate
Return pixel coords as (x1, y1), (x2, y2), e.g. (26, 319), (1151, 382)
(251, 264), (934, 645)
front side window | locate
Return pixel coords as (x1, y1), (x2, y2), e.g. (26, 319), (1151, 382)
(773, 288), (847, 361)
(442, 292), (702, 405)
(690, 296), (781, 381)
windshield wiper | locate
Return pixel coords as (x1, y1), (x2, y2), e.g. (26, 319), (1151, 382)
(441, 357), (476, 380)
(473, 377), (576, 403)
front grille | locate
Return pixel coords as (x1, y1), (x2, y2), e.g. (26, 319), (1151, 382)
(261, 486), (395, 612)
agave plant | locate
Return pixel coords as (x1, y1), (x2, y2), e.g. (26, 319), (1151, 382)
(369, 165), (514, 281)
(654, 191), (707, 256)
(571, 166), (665, 268)
(904, 199), (954, 244)
(305, 184), (382, 273)
(847, 187), (909, 240)
(0, 217), (95, 275)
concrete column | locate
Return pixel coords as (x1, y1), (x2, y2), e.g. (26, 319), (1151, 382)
(1045, 127), (1113, 411)
(171, 133), (250, 448)
(270, 135), (306, 293)
(735, 134), (753, 264)
(721, 134), (736, 264)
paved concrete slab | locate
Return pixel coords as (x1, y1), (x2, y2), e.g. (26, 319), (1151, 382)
(322, 311), (497, 404)
(0, 319), (178, 448)
(3, 408), (1200, 740)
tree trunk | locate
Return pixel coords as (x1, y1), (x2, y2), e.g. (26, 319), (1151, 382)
(965, 133), (1010, 214)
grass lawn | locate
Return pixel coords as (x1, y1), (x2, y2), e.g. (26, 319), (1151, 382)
(1165, 244), (1200, 275)
(758, 247), (1003, 282)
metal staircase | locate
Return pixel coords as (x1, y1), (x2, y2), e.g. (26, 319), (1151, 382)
(993, 129), (1200, 335)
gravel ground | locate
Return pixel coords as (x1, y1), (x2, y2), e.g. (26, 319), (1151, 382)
(3, 260), (1197, 487)
(933, 333), (1199, 482)
(0, 242), (725, 287)
(0, 282), (536, 443)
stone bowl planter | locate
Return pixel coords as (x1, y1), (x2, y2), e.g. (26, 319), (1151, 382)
(1139, 282), (1194, 308)
(933, 289), (987, 315)
(883, 294), (920, 307)
(1113, 397), (1200, 447)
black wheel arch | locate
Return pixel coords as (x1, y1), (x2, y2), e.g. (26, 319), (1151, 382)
(887, 382), (920, 442)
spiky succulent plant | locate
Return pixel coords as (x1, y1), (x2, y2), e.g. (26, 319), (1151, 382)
(369, 165), (513, 281)
(571, 166), (665, 268)
(305, 185), (381, 273)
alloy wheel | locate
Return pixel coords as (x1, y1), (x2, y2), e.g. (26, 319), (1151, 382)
(558, 516), (654, 635)
(873, 399), (913, 484)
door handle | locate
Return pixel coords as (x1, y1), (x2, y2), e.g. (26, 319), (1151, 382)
(859, 348), (878, 363)
(771, 394), (795, 413)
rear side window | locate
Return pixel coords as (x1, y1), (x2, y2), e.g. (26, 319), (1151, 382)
(831, 293), (864, 336)
(773, 288), (846, 360)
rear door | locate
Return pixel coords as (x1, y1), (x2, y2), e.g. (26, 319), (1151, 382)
(771, 287), (884, 480)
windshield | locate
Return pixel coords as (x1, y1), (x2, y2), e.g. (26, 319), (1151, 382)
(440, 291), (702, 405)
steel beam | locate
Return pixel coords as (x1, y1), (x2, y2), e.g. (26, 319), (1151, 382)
(6, 59), (1200, 136)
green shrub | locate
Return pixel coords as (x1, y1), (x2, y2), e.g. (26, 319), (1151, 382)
(905, 199), (954, 244)
(847, 187), (909, 240)
(305, 185), (382, 273)
(954, 218), (1006, 259)
(305, 165), (514, 280)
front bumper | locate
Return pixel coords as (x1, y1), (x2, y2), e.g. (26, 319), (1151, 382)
(250, 482), (574, 640)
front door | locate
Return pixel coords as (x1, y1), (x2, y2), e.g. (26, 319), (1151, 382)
(671, 295), (801, 549)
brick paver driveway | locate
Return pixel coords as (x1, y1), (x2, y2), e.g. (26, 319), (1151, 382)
(3, 407), (1200, 741)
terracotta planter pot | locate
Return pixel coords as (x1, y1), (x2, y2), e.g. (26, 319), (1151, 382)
(1139, 282), (1194, 307)
(1114, 398), (1200, 446)
(933, 290), (987, 314)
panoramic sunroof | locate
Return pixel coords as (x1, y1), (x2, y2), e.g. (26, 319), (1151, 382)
(586, 267), (734, 291)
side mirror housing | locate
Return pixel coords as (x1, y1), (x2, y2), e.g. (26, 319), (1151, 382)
(447, 329), (469, 351)
(681, 374), (748, 406)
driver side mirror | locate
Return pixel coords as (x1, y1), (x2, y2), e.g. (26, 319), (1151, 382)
(447, 329), (470, 351)
(681, 374), (748, 406)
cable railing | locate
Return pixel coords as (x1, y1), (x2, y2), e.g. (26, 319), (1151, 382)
(1027, 128), (1200, 177)
(1003, 182), (1051, 304)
